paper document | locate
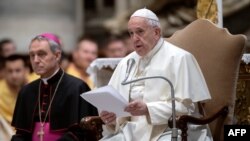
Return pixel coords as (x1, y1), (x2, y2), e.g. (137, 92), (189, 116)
(81, 85), (131, 117)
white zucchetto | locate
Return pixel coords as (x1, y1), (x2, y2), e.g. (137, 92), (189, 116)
(130, 8), (159, 22)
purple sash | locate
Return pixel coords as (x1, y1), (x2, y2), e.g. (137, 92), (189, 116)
(32, 122), (64, 141)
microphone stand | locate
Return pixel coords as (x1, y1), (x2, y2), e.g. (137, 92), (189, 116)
(121, 76), (178, 141)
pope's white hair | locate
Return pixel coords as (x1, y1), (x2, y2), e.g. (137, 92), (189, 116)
(146, 18), (161, 29)
(131, 8), (161, 29)
(145, 18), (162, 37)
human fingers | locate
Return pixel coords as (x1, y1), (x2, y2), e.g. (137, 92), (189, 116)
(100, 111), (116, 124)
(100, 111), (111, 117)
(105, 114), (116, 125)
(100, 111), (113, 122)
(126, 101), (149, 115)
(124, 101), (139, 112)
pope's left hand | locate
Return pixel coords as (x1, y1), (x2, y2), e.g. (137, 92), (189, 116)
(124, 100), (149, 116)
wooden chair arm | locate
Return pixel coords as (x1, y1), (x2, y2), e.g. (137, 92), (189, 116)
(80, 116), (104, 140)
(80, 107), (228, 141)
(168, 106), (228, 141)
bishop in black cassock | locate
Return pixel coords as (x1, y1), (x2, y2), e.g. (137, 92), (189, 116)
(11, 33), (98, 141)
(11, 69), (98, 141)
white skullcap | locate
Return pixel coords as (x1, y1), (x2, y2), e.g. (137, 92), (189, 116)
(131, 8), (159, 22)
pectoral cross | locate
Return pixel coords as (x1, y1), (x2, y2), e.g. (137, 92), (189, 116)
(37, 125), (44, 141)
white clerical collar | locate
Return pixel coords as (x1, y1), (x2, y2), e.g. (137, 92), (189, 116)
(140, 37), (164, 61)
(41, 68), (60, 85)
(135, 38), (164, 76)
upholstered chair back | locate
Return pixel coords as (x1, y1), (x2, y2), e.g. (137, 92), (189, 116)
(166, 19), (246, 141)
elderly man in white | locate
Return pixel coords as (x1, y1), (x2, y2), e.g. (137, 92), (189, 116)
(100, 8), (213, 141)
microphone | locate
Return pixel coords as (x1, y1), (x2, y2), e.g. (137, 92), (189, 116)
(122, 58), (135, 83)
(121, 76), (178, 141)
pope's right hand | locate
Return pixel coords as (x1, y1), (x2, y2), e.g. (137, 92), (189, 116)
(100, 111), (116, 125)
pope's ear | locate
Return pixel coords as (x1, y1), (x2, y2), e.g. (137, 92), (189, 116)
(155, 27), (161, 36)
(154, 27), (161, 39)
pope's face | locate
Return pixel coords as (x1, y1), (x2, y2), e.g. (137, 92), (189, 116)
(128, 17), (160, 56)
(29, 40), (60, 78)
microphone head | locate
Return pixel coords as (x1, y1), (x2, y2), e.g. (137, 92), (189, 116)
(123, 58), (135, 84)
(127, 58), (135, 73)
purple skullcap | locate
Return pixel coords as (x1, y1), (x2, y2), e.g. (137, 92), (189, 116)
(38, 33), (61, 46)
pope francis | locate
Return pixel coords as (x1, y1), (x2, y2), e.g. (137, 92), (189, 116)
(99, 8), (213, 141)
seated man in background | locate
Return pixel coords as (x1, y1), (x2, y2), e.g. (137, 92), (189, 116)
(0, 38), (16, 58)
(23, 55), (40, 82)
(121, 33), (134, 55)
(103, 36), (127, 58)
(67, 37), (98, 89)
(0, 54), (28, 140)
(0, 56), (5, 80)
(11, 33), (98, 141)
(100, 8), (213, 141)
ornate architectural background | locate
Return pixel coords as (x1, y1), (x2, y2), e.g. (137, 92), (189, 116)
(235, 56), (250, 124)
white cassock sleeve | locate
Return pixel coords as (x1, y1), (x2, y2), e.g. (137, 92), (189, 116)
(146, 52), (210, 125)
(147, 101), (194, 125)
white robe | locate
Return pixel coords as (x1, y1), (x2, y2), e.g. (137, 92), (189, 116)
(0, 115), (14, 141)
(101, 38), (213, 141)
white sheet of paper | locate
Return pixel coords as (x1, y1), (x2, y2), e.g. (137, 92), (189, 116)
(81, 85), (131, 117)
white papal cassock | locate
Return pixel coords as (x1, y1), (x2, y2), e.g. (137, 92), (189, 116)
(100, 38), (213, 141)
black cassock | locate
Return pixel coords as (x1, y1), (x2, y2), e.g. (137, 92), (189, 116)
(11, 69), (98, 141)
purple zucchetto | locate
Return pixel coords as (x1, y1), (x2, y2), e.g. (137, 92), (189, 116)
(38, 33), (61, 46)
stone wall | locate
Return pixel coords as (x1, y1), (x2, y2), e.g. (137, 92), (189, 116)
(0, 0), (80, 53)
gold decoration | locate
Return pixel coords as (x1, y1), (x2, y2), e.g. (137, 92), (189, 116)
(196, 0), (218, 24)
(245, 64), (250, 73)
(235, 62), (250, 124)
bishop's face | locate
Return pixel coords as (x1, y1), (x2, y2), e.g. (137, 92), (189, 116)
(29, 39), (60, 78)
(128, 17), (160, 56)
